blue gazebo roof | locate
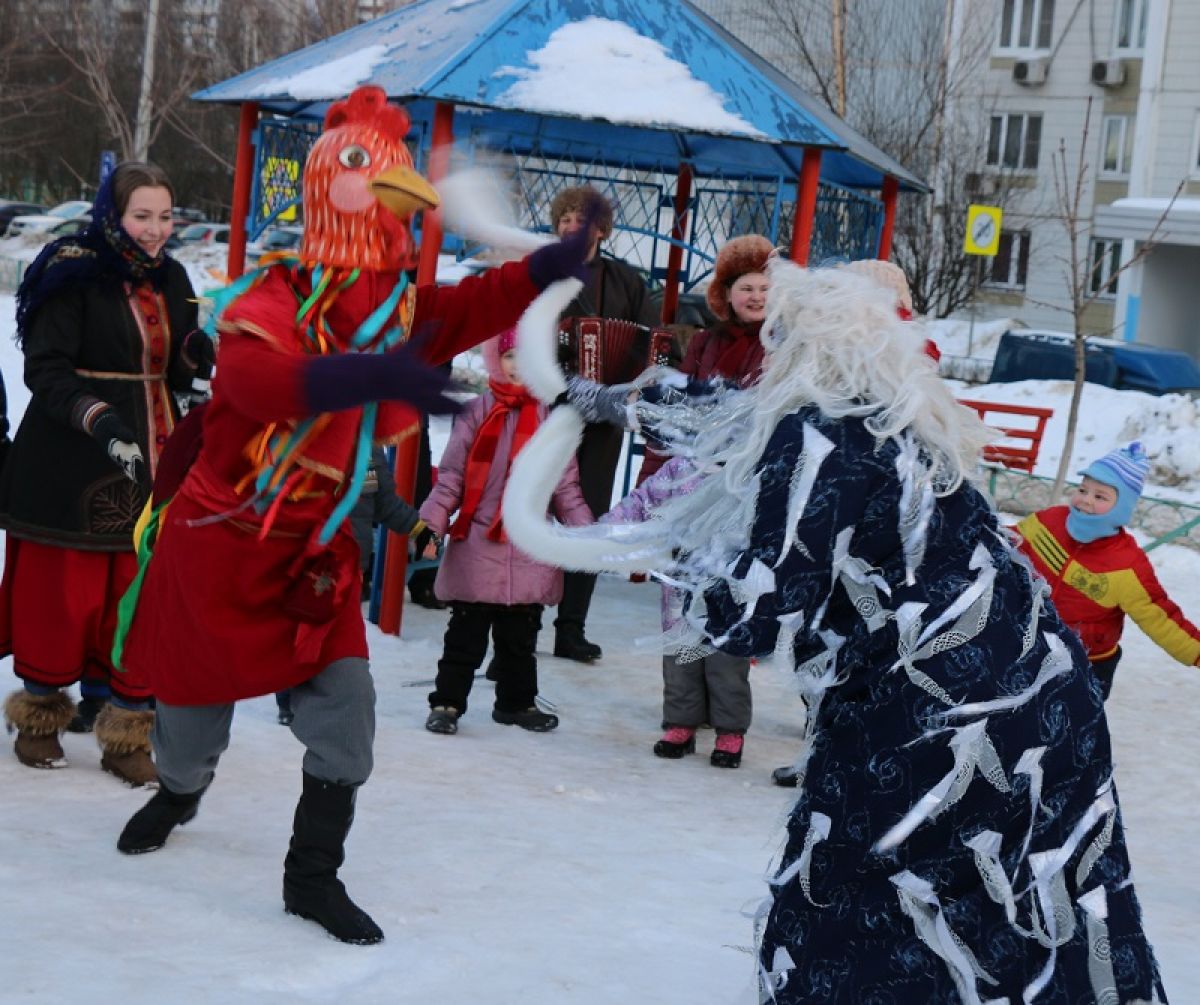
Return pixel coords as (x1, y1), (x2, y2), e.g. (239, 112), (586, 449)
(193, 0), (926, 191)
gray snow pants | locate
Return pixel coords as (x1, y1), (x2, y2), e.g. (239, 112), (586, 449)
(662, 650), (752, 734)
(153, 657), (376, 795)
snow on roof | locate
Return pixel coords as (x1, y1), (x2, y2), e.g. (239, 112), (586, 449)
(244, 44), (392, 101)
(493, 18), (763, 139)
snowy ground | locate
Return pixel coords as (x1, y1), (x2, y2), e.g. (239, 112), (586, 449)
(2, 294), (1199, 1001)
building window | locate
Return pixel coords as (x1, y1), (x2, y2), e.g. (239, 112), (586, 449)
(1115, 0), (1148, 51)
(998, 0), (1056, 51)
(987, 114), (1043, 170)
(985, 231), (1031, 290)
(1100, 116), (1134, 177)
(1089, 240), (1122, 298)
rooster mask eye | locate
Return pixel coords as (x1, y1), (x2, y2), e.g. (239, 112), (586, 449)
(338, 144), (372, 170)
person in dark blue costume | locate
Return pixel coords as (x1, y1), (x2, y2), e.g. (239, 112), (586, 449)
(508, 261), (1168, 1003)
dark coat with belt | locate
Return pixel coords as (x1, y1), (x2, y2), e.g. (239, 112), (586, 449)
(0, 260), (198, 550)
(697, 407), (1164, 1002)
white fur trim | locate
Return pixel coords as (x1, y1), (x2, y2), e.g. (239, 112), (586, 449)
(515, 278), (581, 403)
(436, 168), (553, 254)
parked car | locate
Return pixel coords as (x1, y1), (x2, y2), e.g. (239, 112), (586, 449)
(0, 199), (46, 234)
(47, 214), (92, 239)
(5, 199), (92, 237)
(990, 329), (1200, 395)
(177, 222), (230, 246)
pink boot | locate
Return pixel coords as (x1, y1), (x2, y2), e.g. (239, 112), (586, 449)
(710, 732), (744, 769)
(653, 727), (695, 759)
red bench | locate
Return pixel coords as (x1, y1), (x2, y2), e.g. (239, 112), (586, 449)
(957, 398), (1054, 473)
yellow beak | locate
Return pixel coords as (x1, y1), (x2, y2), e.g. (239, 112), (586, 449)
(369, 166), (441, 218)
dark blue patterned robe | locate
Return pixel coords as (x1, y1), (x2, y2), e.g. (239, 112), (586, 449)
(700, 407), (1166, 1003)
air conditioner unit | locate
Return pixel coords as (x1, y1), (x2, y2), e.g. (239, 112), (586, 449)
(1013, 58), (1049, 85)
(1091, 59), (1126, 87)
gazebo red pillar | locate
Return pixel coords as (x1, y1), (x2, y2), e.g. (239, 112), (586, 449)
(378, 100), (456, 636)
(226, 102), (259, 281)
(659, 163), (693, 324)
(877, 174), (899, 260)
(789, 147), (823, 266)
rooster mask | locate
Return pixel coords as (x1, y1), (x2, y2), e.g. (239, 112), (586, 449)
(300, 85), (439, 273)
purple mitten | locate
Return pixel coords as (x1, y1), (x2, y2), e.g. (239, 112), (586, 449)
(303, 344), (463, 416)
(526, 206), (600, 290)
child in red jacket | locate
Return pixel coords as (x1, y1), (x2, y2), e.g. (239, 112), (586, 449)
(1015, 441), (1200, 699)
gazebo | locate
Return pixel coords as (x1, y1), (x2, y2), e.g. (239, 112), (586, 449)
(192, 0), (926, 631)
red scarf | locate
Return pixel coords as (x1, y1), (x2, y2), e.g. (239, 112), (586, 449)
(450, 379), (540, 543)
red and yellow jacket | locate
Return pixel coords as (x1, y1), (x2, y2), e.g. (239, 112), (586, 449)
(1016, 505), (1200, 666)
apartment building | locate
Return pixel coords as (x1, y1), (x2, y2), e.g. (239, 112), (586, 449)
(967, 0), (1200, 351)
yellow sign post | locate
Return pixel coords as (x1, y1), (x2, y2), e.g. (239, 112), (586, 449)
(964, 204), (1003, 256)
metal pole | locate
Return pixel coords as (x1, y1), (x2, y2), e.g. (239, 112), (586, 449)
(967, 256), (981, 357)
(877, 175), (899, 259)
(790, 148), (823, 266)
(132, 0), (161, 161)
(225, 103), (259, 281)
(660, 162), (693, 324)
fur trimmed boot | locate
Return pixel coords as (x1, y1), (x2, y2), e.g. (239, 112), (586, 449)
(94, 704), (158, 787)
(118, 782), (206, 854)
(4, 689), (75, 769)
(283, 772), (384, 945)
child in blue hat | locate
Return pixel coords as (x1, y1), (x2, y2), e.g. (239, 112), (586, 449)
(1016, 441), (1200, 699)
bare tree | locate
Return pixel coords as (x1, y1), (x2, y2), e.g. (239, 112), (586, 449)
(1038, 98), (1183, 498)
(747, 0), (1017, 317)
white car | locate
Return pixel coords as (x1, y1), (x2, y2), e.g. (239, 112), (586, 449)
(5, 200), (92, 237)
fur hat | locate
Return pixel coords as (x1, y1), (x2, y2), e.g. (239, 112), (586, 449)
(841, 259), (914, 314)
(706, 235), (773, 320)
(549, 186), (613, 239)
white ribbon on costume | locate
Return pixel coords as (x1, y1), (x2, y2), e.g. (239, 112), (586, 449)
(895, 433), (937, 586)
(874, 718), (1010, 853)
(1013, 746), (1048, 863)
(891, 870), (999, 1004)
(943, 633), (1074, 720)
(776, 423), (836, 569)
(769, 812), (832, 907)
(1078, 887), (1120, 1005)
(832, 526), (893, 632)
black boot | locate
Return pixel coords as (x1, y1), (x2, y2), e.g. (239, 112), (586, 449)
(553, 625), (602, 662)
(67, 695), (107, 734)
(772, 764), (800, 788)
(283, 772), (383, 945)
(492, 705), (559, 732)
(118, 782), (205, 854)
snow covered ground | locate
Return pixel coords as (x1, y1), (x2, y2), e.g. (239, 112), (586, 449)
(2, 294), (1199, 1001)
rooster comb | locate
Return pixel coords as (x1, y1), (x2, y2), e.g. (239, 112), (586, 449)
(324, 85), (410, 143)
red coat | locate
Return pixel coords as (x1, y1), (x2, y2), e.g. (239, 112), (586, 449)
(121, 261), (539, 705)
(1016, 505), (1200, 664)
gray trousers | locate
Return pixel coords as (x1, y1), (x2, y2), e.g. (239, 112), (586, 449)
(662, 650), (752, 734)
(153, 657), (376, 795)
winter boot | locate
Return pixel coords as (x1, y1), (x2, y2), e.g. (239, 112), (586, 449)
(492, 705), (559, 732)
(276, 690), (295, 726)
(67, 695), (107, 734)
(4, 689), (74, 769)
(772, 764), (800, 788)
(94, 704), (158, 787)
(118, 782), (206, 854)
(425, 706), (460, 735)
(653, 727), (696, 759)
(283, 772), (384, 945)
(553, 626), (602, 663)
(710, 732), (744, 769)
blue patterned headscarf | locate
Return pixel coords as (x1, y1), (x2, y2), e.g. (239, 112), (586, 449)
(14, 163), (172, 346)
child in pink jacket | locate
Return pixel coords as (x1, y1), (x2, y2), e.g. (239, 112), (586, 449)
(419, 329), (592, 734)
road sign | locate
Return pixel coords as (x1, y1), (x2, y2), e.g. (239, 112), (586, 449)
(964, 204), (1003, 256)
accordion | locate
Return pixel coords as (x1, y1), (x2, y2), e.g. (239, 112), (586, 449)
(557, 317), (675, 384)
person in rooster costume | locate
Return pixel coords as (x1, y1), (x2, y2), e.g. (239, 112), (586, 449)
(114, 86), (591, 945)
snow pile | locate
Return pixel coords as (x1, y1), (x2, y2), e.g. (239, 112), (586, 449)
(494, 18), (764, 137)
(1117, 394), (1200, 487)
(925, 316), (1017, 362)
(244, 44), (392, 101)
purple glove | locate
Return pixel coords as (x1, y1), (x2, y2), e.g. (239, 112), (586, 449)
(303, 343), (463, 416)
(526, 206), (600, 290)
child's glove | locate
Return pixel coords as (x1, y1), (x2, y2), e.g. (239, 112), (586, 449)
(562, 374), (635, 428)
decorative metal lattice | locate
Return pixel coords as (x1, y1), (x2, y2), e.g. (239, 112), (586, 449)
(244, 117), (886, 284)
(249, 119), (322, 239)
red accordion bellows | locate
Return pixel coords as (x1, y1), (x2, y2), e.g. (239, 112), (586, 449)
(558, 317), (675, 383)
